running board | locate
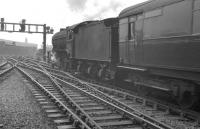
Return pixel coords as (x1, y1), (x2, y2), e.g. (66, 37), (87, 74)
(134, 82), (171, 92)
(117, 65), (147, 72)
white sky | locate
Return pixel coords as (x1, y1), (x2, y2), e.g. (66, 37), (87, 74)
(0, 0), (148, 48)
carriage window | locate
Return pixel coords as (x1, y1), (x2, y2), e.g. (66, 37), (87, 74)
(145, 8), (162, 18)
(194, 0), (200, 11)
(193, 0), (200, 34)
(119, 18), (128, 42)
(128, 17), (136, 40)
(128, 22), (135, 40)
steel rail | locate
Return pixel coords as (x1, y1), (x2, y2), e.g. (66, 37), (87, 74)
(19, 59), (200, 128)
(19, 60), (164, 129)
(0, 64), (15, 77)
(51, 71), (200, 128)
(23, 57), (52, 68)
(21, 59), (173, 128)
(16, 66), (92, 129)
(0, 59), (16, 77)
(7, 58), (19, 65)
(89, 82), (200, 121)
(47, 68), (200, 122)
(48, 71), (173, 127)
(32, 61), (103, 129)
(0, 61), (8, 68)
(18, 62), (102, 129)
(52, 74), (170, 129)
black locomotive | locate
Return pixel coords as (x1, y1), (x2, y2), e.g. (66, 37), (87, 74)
(52, 0), (200, 109)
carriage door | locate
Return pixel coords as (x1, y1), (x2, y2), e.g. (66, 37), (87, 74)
(119, 17), (137, 65)
(127, 16), (137, 65)
(119, 18), (129, 64)
(119, 16), (140, 65)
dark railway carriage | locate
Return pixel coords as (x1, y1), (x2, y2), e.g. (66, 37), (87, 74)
(117, 0), (200, 107)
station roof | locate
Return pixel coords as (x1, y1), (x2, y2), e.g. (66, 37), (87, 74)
(119, 0), (184, 18)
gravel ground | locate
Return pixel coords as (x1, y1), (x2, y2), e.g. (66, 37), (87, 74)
(0, 70), (57, 129)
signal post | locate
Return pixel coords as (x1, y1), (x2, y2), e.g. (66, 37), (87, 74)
(0, 18), (53, 61)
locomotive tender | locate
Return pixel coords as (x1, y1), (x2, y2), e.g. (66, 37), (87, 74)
(52, 19), (118, 77)
(52, 0), (200, 108)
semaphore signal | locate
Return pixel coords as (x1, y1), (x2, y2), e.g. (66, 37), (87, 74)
(0, 18), (54, 61)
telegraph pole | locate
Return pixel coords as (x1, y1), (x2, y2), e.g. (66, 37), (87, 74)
(0, 18), (54, 61)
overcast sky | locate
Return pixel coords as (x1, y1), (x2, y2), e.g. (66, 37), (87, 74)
(0, 0), (148, 48)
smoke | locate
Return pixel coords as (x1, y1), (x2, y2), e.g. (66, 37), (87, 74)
(65, 0), (121, 20)
(84, 7), (109, 21)
(83, 0), (121, 20)
(65, 0), (88, 11)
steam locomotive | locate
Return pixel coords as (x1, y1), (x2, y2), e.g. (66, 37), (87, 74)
(52, 0), (200, 109)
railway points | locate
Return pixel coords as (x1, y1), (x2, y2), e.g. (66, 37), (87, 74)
(6, 56), (196, 126)
(0, 54), (200, 128)
(27, 58), (200, 129)
(18, 58), (164, 129)
(0, 64), (56, 129)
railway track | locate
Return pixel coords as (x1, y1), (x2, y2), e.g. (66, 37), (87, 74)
(21, 58), (200, 129)
(0, 61), (8, 68)
(17, 59), (169, 129)
(15, 63), (94, 129)
(0, 59), (15, 77)
(48, 69), (200, 129)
